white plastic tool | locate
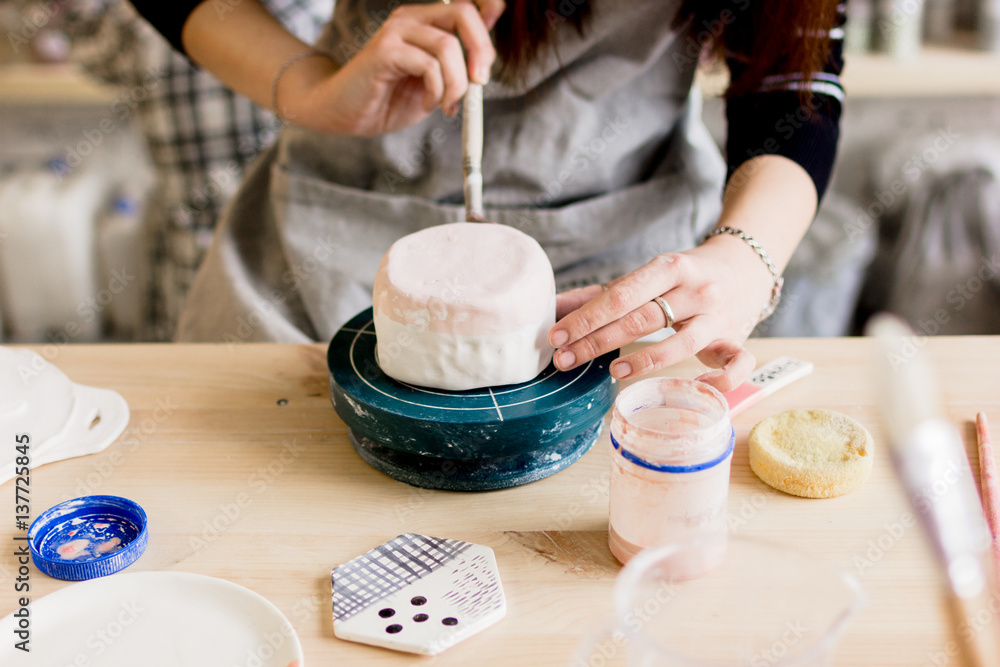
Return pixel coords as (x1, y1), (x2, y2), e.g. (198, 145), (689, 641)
(332, 533), (505, 655)
(723, 356), (814, 417)
(0, 347), (129, 484)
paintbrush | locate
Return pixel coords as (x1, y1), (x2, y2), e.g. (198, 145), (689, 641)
(462, 83), (487, 222)
(977, 412), (1000, 578)
(869, 314), (1000, 667)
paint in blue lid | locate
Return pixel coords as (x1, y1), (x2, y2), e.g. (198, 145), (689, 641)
(28, 495), (148, 581)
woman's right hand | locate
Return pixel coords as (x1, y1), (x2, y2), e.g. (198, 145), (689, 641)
(284, 0), (505, 137)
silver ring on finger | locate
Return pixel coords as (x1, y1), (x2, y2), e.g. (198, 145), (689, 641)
(653, 296), (676, 329)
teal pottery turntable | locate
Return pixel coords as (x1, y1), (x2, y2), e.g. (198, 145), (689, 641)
(327, 308), (618, 491)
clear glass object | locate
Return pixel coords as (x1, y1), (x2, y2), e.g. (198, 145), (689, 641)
(608, 378), (734, 566)
(574, 534), (867, 666)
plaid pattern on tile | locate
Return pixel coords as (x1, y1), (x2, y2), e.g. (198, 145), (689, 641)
(332, 534), (473, 621)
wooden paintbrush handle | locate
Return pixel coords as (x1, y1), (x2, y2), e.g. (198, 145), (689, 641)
(977, 413), (1000, 574)
(944, 585), (1000, 667)
(462, 83), (485, 222)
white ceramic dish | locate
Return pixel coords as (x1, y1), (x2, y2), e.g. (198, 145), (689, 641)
(0, 347), (129, 485)
(0, 571), (303, 666)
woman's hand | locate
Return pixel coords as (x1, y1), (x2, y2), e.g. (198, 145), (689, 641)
(547, 235), (777, 393)
(284, 0), (505, 136)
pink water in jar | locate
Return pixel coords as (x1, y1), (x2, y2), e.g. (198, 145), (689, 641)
(608, 377), (734, 567)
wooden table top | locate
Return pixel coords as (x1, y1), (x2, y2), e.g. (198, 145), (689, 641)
(2, 337), (999, 665)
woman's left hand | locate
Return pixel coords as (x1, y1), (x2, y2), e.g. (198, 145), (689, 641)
(548, 237), (774, 393)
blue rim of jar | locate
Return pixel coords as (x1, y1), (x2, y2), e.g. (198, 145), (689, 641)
(610, 426), (735, 473)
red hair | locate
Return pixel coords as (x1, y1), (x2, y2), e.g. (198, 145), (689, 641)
(493, 0), (840, 97)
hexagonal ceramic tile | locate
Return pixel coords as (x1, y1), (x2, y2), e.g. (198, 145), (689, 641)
(332, 534), (505, 655)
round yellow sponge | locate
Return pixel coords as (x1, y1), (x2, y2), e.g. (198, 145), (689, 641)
(748, 409), (874, 499)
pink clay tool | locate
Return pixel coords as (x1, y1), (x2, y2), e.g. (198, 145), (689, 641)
(977, 412), (1000, 578)
(722, 356), (814, 417)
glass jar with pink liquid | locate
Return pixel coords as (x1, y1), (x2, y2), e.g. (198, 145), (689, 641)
(608, 377), (735, 566)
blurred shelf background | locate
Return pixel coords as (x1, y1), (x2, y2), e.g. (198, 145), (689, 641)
(697, 37), (1000, 99)
(0, 62), (115, 104)
(0, 10), (998, 343)
(0, 38), (998, 105)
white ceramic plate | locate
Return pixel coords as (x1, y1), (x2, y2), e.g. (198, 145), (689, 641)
(0, 347), (130, 485)
(0, 571), (303, 666)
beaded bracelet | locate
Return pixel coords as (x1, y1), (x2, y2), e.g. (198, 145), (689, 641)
(704, 226), (784, 322)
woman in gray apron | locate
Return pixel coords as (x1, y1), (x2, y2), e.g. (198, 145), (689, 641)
(132, 0), (845, 391)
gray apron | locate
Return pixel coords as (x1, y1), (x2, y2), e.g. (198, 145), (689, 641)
(176, 0), (726, 343)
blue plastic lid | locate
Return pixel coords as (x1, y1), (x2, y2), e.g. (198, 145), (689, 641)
(28, 495), (148, 581)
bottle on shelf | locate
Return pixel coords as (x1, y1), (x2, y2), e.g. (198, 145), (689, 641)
(846, 0), (877, 52)
(96, 193), (149, 341)
(981, 0), (1000, 51)
(924, 0), (957, 43)
(876, 0), (926, 58)
(0, 159), (104, 343)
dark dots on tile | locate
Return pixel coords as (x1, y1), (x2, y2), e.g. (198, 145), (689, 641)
(386, 624), (403, 634)
(442, 617), (458, 626)
(413, 613), (429, 622)
(411, 596), (427, 606)
(378, 608), (395, 618)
